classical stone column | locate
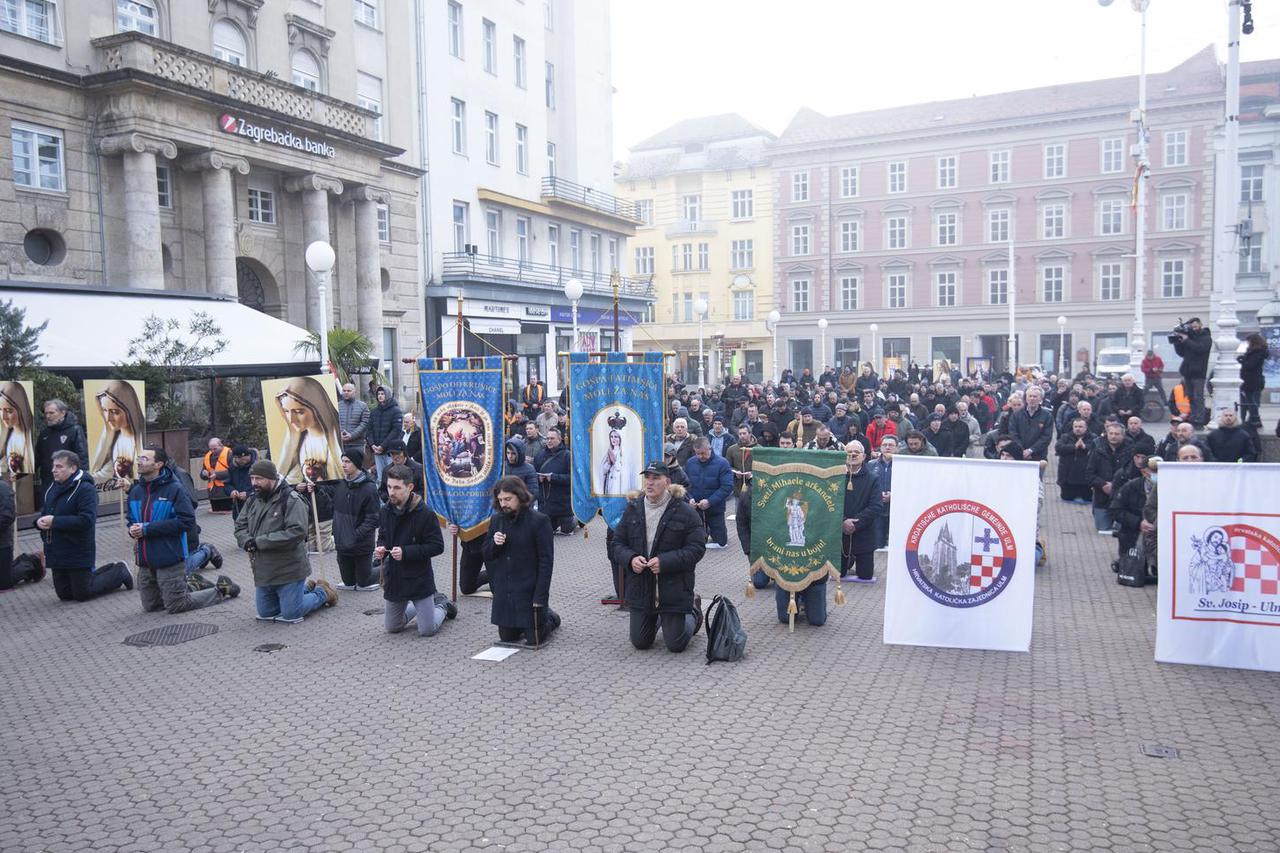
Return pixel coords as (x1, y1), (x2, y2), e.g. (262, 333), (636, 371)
(98, 133), (177, 290)
(285, 173), (345, 329)
(182, 151), (250, 298)
(349, 185), (391, 360)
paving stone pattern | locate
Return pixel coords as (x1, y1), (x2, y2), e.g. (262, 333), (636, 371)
(2, 478), (1278, 853)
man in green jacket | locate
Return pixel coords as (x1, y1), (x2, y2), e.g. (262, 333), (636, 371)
(234, 459), (336, 623)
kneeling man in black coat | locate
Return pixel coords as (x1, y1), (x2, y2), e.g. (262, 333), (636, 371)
(482, 475), (561, 645)
(609, 462), (707, 653)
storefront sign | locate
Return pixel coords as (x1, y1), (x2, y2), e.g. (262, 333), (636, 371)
(218, 113), (336, 158)
(549, 306), (638, 326)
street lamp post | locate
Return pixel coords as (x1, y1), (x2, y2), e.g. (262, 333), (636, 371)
(695, 298), (709, 388)
(768, 309), (781, 383)
(1057, 315), (1068, 376)
(564, 277), (584, 354)
(817, 317), (828, 376)
(869, 323), (879, 375)
(304, 241), (336, 375)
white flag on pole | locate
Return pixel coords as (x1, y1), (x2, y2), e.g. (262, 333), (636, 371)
(883, 456), (1040, 652)
(1155, 462), (1280, 672)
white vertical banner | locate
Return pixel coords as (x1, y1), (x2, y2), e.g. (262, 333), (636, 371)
(884, 456), (1040, 652)
(1155, 462), (1280, 672)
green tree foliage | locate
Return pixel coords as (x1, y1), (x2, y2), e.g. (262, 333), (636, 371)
(114, 312), (227, 430)
(294, 327), (383, 387)
(0, 298), (47, 375)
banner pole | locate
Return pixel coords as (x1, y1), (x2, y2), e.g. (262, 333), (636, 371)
(451, 533), (459, 603)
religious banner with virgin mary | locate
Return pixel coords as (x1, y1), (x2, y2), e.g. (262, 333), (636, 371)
(83, 379), (146, 490)
(0, 380), (36, 479)
(260, 375), (345, 485)
(568, 351), (665, 528)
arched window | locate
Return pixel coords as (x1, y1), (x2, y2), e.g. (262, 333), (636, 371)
(117, 0), (157, 35)
(291, 49), (321, 92)
(212, 19), (247, 66)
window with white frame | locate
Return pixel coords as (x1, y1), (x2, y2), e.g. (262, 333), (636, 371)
(937, 155), (957, 189)
(1040, 265), (1064, 302)
(840, 165), (859, 198)
(888, 161), (907, 193)
(485, 209), (501, 258)
(987, 268), (1008, 305)
(730, 239), (753, 269)
(635, 198), (653, 225)
(1241, 164), (1264, 203)
(377, 203), (391, 243)
(731, 189), (754, 220)
(484, 111), (499, 164)
(1161, 258), (1185, 297)
(2, 0), (58, 42)
(987, 208), (1009, 243)
(515, 124), (528, 174)
(669, 245), (680, 271)
(839, 275), (859, 311)
(117, 0), (157, 35)
(513, 36), (526, 88)
(1161, 192), (1187, 230)
(886, 215), (907, 250)
(840, 220), (860, 253)
(547, 223), (559, 266)
(682, 194), (701, 223)
(291, 49), (321, 91)
(589, 233), (601, 276)
(1044, 143), (1065, 179)
(481, 18), (495, 73)
(450, 98), (466, 154)
(887, 272), (907, 309)
(447, 0), (462, 57)
(1164, 130), (1187, 167)
(354, 0), (377, 28)
(1099, 261), (1122, 300)
(357, 72), (384, 141)
(733, 289), (754, 321)
(1042, 203), (1065, 239)
(1102, 137), (1124, 174)
(569, 229), (581, 271)
(990, 150), (1010, 184)
(248, 186), (276, 224)
(791, 223), (810, 256)
(697, 242), (709, 270)
(212, 19), (248, 66)
(546, 141), (556, 176)
(1100, 198), (1124, 235)
(545, 61), (555, 109)
(935, 211), (957, 246)
(935, 270), (957, 307)
(791, 278), (810, 312)
(11, 123), (65, 191)
(791, 171), (809, 202)
(452, 201), (468, 252)
(1240, 243), (1262, 274)
(634, 246), (654, 275)
(155, 164), (172, 209)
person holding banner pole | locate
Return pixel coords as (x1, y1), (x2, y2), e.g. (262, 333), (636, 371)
(840, 443), (883, 584)
(534, 428), (574, 535)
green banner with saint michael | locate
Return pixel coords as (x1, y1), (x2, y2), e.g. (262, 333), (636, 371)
(748, 447), (846, 593)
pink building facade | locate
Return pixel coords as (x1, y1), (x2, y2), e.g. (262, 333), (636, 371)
(770, 48), (1225, 378)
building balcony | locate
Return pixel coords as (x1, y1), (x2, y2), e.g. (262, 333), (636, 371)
(90, 32), (379, 142)
(664, 219), (719, 238)
(540, 177), (645, 226)
(442, 252), (654, 299)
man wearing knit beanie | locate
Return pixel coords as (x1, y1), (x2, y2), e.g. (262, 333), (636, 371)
(234, 456), (337, 622)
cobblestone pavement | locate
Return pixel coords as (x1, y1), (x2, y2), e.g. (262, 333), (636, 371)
(3, 476), (1278, 853)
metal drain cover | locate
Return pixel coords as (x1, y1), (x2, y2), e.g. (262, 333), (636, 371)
(1140, 743), (1180, 759)
(124, 623), (219, 647)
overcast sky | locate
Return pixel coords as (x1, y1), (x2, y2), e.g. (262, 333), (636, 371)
(611, 0), (1280, 160)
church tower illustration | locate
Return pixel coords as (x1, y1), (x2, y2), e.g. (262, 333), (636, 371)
(931, 522), (958, 574)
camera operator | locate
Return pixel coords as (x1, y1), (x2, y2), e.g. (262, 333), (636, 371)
(1169, 318), (1212, 428)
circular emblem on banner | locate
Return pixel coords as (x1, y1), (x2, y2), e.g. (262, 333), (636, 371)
(904, 500), (1017, 608)
(430, 401), (493, 487)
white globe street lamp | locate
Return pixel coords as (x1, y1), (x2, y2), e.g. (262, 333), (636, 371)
(694, 298), (709, 388)
(869, 323), (879, 375)
(564, 277), (584, 353)
(817, 317), (828, 375)
(767, 309), (781, 383)
(1057, 315), (1068, 376)
(305, 240), (336, 375)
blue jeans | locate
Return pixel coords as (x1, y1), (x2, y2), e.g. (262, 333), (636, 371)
(184, 545), (212, 576)
(1093, 506), (1113, 532)
(255, 579), (326, 623)
(875, 513), (889, 549)
(751, 569), (772, 589)
(374, 453), (393, 481)
(775, 579), (828, 626)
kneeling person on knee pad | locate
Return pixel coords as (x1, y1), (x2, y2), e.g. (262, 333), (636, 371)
(378, 464), (452, 636)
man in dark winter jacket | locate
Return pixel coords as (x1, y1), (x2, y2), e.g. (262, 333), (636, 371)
(1110, 374), (1145, 423)
(1171, 318), (1213, 426)
(35, 400), (88, 491)
(378, 440), (424, 503)
(337, 382), (371, 457)
(1054, 418), (1094, 502)
(481, 475), (560, 644)
(1008, 386), (1054, 462)
(1111, 451), (1155, 571)
(504, 440), (540, 500)
(378, 464), (453, 636)
(685, 437), (733, 549)
(923, 414), (953, 458)
(128, 446), (236, 613)
(227, 445), (257, 520)
(1206, 408), (1258, 463)
(1123, 416), (1157, 457)
(609, 462), (707, 653)
(1085, 423), (1131, 533)
(332, 447), (381, 590)
(841, 443), (883, 583)
(37, 449), (132, 602)
(534, 428), (574, 534)
(368, 385), (404, 480)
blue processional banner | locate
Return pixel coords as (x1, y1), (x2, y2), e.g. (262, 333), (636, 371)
(418, 356), (505, 541)
(568, 351), (666, 528)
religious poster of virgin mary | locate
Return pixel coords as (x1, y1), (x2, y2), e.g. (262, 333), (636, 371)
(0, 380), (36, 479)
(82, 379), (146, 489)
(260, 375), (345, 485)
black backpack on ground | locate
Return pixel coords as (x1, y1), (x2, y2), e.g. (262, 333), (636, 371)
(1117, 546), (1147, 588)
(704, 595), (747, 664)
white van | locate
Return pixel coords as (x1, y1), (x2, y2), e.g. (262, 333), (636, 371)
(1095, 347), (1132, 378)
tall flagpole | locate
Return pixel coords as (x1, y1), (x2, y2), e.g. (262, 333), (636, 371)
(1007, 229), (1017, 371)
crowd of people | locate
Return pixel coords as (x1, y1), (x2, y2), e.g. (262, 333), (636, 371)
(0, 336), (1272, 643)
